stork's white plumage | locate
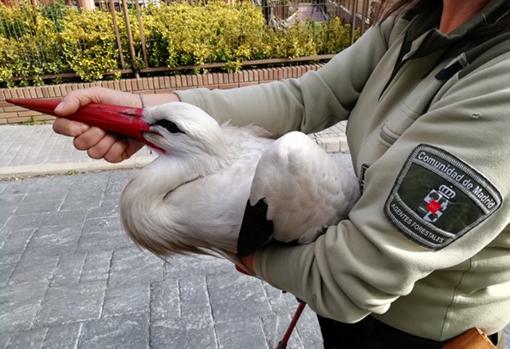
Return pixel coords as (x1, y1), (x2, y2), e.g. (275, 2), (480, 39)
(249, 131), (359, 245)
(120, 102), (359, 260)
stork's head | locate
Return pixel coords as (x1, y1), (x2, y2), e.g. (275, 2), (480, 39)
(142, 102), (227, 158)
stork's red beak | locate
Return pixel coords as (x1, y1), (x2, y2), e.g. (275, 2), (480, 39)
(6, 98), (150, 144)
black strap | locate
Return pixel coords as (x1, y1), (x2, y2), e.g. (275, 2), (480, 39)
(435, 31), (510, 81)
(317, 315), (442, 349)
(317, 315), (499, 349)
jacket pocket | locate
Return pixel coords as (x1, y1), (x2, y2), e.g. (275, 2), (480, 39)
(378, 102), (420, 147)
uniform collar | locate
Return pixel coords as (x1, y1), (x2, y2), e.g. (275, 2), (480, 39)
(403, 0), (509, 59)
(380, 0), (509, 98)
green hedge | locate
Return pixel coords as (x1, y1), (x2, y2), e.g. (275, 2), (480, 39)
(0, 2), (354, 87)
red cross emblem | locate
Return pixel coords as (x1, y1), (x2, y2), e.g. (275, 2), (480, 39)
(417, 186), (455, 223)
(426, 200), (442, 214)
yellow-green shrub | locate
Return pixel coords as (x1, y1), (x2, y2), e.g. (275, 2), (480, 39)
(60, 8), (119, 81)
(0, 1), (354, 87)
(143, 2), (273, 67)
(318, 17), (357, 54)
(0, 4), (64, 86)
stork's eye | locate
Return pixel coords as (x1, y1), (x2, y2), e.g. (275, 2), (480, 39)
(154, 119), (184, 134)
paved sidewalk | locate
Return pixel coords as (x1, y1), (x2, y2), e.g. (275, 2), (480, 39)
(0, 172), (322, 348)
(0, 125), (157, 180)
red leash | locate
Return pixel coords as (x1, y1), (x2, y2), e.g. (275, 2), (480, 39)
(275, 301), (306, 349)
(234, 265), (306, 348)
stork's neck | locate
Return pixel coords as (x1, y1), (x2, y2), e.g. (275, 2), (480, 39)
(127, 150), (230, 205)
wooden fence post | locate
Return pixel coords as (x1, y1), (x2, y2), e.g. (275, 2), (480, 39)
(77, 0), (95, 10)
(350, 0), (357, 44)
(133, 0), (148, 69)
(361, 0), (369, 32)
(109, 0), (126, 68)
(121, 0), (139, 78)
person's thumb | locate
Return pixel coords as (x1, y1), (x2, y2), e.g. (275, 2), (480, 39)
(54, 97), (80, 116)
(54, 88), (101, 116)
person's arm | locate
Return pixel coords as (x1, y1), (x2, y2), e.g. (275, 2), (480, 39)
(176, 17), (400, 137)
(250, 55), (510, 322)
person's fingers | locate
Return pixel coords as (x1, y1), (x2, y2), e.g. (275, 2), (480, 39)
(52, 118), (90, 137)
(235, 264), (254, 276)
(54, 87), (104, 116)
(104, 139), (130, 163)
(73, 130), (142, 163)
(240, 254), (255, 274)
(103, 139), (144, 163)
(87, 134), (118, 159)
(73, 127), (107, 151)
(125, 140), (144, 158)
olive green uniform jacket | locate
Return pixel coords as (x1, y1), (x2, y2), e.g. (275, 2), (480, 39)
(176, 0), (510, 341)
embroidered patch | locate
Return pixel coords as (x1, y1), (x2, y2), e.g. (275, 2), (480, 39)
(385, 145), (502, 250)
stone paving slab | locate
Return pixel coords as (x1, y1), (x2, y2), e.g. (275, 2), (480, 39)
(0, 171), (322, 349)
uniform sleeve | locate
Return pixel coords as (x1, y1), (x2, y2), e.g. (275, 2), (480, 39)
(175, 18), (399, 137)
(252, 56), (510, 322)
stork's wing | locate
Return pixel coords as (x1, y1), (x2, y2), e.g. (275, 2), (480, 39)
(248, 131), (359, 244)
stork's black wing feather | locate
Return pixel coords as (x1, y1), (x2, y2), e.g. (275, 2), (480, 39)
(237, 199), (273, 257)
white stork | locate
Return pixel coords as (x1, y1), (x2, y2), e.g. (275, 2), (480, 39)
(120, 102), (360, 262)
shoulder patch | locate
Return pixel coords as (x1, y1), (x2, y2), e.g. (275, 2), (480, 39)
(384, 144), (502, 250)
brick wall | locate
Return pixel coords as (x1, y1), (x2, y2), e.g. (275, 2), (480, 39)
(0, 64), (323, 125)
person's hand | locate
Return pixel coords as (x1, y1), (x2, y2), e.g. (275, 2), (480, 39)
(52, 87), (144, 163)
(236, 253), (255, 276)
